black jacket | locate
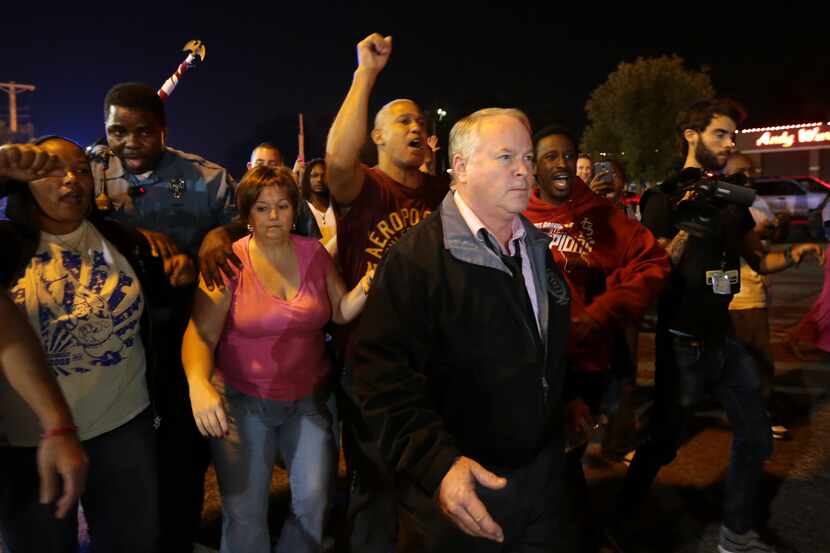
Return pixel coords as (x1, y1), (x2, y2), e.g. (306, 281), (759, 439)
(343, 192), (571, 497)
(641, 169), (755, 340)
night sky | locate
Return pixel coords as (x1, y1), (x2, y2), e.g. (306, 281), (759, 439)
(4, 6), (828, 178)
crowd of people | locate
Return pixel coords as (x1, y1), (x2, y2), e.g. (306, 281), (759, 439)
(0, 32), (825, 553)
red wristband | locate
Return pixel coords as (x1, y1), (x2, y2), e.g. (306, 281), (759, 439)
(41, 425), (79, 439)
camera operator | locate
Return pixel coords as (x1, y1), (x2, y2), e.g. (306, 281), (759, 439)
(614, 99), (822, 553)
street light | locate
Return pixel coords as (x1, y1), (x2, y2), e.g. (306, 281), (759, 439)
(436, 108), (447, 122)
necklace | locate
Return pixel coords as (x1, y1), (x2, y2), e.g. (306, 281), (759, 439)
(311, 201), (330, 227)
(44, 221), (91, 260)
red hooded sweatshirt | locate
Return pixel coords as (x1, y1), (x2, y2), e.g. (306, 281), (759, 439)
(523, 178), (670, 372)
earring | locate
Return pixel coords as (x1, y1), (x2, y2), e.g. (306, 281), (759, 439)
(246, 223), (253, 233)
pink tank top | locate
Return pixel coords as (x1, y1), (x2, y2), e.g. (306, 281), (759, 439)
(216, 234), (334, 400)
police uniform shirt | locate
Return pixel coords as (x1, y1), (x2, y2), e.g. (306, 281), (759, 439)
(91, 146), (236, 256)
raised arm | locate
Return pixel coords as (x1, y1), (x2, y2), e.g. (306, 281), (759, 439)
(325, 33), (391, 204)
(0, 143), (65, 181)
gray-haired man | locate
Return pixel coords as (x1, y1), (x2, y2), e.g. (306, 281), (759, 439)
(344, 108), (576, 552)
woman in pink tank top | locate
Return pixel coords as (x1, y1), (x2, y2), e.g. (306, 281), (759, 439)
(182, 166), (373, 553)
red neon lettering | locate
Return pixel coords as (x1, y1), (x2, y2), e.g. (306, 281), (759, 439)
(756, 131), (795, 148)
(798, 127), (830, 144)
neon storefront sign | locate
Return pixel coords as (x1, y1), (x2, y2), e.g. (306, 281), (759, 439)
(747, 124), (830, 150)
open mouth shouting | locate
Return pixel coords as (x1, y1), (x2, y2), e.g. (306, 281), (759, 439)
(551, 171), (571, 192)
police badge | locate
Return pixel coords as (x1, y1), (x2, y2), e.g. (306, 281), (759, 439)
(169, 178), (186, 200)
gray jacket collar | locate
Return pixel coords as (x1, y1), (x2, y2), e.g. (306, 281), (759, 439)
(439, 190), (552, 338)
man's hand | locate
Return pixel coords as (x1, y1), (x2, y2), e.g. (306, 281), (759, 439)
(138, 228), (179, 261)
(37, 434), (88, 519)
(755, 219), (777, 241)
(566, 398), (594, 436)
(791, 243), (824, 265)
(163, 254), (196, 287)
(772, 212), (791, 242)
(198, 226), (242, 290)
(588, 172), (613, 196)
(292, 158), (306, 189)
(564, 398), (599, 452)
(360, 265), (376, 295)
(437, 456), (506, 543)
(356, 33), (392, 74)
(0, 144), (65, 182)
(427, 135), (440, 153)
(571, 313), (602, 345)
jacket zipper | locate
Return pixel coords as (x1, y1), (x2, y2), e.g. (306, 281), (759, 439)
(519, 314), (548, 406)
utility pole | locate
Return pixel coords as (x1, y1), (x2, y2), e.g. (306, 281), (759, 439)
(0, 82), (36, 133)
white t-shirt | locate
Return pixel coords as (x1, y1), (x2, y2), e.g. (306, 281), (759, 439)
(307, 201), (338, 256)
(730, 196), (774, 311)
(0, 221), (149, 446)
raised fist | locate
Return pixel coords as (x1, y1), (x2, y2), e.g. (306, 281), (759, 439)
(356, 33), (392, 74)
(0, 144), (65, 182)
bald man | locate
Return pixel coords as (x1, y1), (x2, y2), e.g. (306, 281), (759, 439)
(326, 34), (449, 292)
(246, 142), (283, 170)
(325, 32), (449, 552)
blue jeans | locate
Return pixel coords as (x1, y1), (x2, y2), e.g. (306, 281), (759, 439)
(0, 408), (160, 553)
(623, 334), (773, 534)
(211, 384), (336, 553)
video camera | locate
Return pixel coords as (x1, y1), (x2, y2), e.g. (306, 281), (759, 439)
(674, 172), (756, 237)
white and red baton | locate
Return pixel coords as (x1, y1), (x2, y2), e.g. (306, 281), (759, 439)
(93, 40), (207, 212)
(298, 113), (305, 163)
(157, 40), (206, 100)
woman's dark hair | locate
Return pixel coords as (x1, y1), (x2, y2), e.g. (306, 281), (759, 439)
(0, 135), (104, 287)
(236, 166), (299, 226)
(1, 136), (100, 230)
(300, 158), (327, 202)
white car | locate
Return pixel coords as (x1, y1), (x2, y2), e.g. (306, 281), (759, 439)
(754, 176), (829, 219)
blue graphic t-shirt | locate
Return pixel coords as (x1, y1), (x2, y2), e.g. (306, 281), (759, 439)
(0, 221), (149, 446)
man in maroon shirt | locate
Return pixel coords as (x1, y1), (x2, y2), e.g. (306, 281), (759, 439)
(325, 32), (449, 553)
(326, 33), (448, 290)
